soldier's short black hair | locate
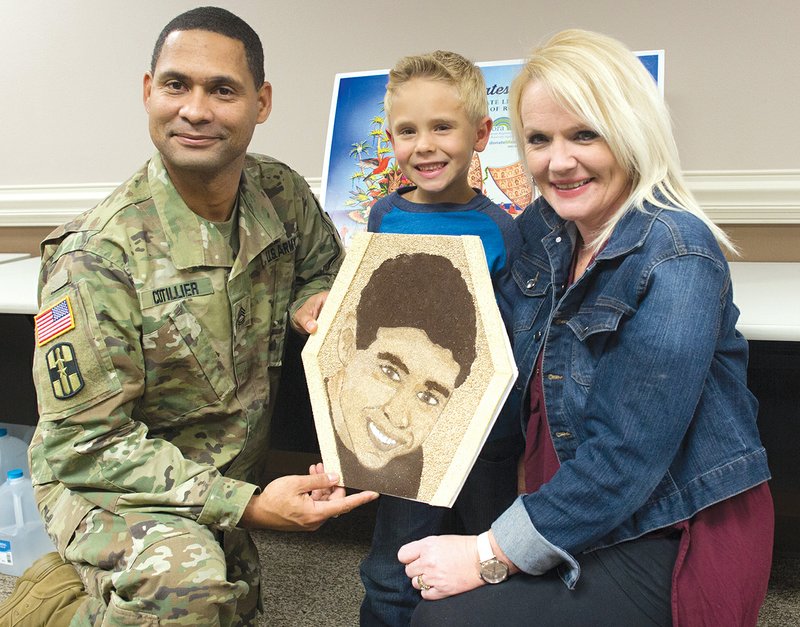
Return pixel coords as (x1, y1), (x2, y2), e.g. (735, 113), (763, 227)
(355, 253), (477, 387)
(151, 6), (265, 87)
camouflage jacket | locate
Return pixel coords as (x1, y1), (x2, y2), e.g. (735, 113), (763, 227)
(30, 153), (343, 552)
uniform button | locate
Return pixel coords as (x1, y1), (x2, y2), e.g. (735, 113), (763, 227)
(556, 236), (562, 243)
(526, 278), (537, 289)
(534, 330), (542, 341)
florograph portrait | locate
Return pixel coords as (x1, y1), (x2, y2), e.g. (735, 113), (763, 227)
(302, 233), (516, 506)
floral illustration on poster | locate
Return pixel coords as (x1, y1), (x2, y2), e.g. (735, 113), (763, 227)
(320, 53), (663, 247)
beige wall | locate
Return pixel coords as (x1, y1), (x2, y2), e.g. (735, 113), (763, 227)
(1, 0), (798, 260)
(1, 0), (798, 185)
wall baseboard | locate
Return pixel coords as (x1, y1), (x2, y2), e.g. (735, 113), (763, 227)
(1, 171), (798, 227)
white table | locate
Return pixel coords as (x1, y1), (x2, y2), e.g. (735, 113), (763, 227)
(0, 252), (30, 265)
(0, 258), (797, 341)
(0, 256), (40, 314)
(729, 262), (800, 342)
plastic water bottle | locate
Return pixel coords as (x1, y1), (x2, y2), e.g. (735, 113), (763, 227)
(0, 469), (56, 576)
(0, 428), (29, 480)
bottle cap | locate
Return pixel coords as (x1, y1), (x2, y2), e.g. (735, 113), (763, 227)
(7, 468), (24, 480)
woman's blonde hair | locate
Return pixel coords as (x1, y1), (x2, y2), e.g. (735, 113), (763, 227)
(510, 29), (735, 253)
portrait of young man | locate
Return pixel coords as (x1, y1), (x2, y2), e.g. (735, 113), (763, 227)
(324, 252), (478, 499)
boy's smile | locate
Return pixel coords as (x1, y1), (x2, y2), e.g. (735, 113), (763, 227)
(387, 78), (491, 205)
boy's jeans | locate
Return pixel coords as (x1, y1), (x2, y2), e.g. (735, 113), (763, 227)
(359, 435), (521, 626)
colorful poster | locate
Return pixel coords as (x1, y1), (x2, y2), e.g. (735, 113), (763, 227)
(320, 53), (664, 246)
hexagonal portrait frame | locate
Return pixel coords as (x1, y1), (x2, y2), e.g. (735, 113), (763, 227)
(302, 232), (517, 506)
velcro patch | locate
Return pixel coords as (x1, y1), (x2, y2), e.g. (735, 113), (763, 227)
(35, 296), (76, 346)
(46, 342), (85, 399)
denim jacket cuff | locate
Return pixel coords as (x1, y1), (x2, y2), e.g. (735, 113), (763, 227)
(492, 496), (581, 588)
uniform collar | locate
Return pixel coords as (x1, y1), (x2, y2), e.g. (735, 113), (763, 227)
(148, 153), (286, 274)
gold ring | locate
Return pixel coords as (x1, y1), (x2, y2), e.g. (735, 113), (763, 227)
(417, 574), (432, 591)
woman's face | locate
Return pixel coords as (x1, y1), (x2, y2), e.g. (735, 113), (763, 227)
(519, 81), (631, 240)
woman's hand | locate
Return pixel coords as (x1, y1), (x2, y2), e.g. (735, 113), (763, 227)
(397, 535), (484, 600)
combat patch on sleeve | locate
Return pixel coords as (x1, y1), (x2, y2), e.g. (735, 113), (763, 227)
(34, 296), (76, 346)
(46, 342), (84, 399)
(34, 283), (123, 420)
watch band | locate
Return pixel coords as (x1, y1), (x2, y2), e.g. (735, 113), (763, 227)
(477, 531), (494, 563)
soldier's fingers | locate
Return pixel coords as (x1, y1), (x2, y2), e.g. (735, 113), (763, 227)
(318, 490), (378, 518)
(297, 472), (340, 494)
(297, 292), (329, 333)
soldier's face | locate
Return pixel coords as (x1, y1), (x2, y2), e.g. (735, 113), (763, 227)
(143, 30), (271, 183)
(337, 326), (460, 469)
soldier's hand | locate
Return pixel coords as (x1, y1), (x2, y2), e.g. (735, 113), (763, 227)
(308, 462), (342, 502)
(291, 291), (329, 335)
(239, 471), (378, 531)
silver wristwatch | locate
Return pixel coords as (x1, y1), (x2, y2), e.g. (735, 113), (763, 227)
(477, 531), (508, 584)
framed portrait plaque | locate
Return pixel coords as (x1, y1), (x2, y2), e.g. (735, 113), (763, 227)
(302, 233), (517, 506)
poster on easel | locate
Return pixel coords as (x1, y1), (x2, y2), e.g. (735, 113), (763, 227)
(319, 52), (664, 247)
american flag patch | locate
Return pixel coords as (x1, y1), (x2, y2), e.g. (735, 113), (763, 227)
(35, 296), (76, 346)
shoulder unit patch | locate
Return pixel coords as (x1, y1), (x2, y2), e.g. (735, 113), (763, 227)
(46, 342), (85, 400)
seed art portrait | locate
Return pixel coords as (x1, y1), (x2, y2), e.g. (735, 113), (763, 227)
(302, 232), (517, 506)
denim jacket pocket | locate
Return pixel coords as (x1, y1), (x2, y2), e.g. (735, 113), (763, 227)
(511, 252), (551, 334)
(567, 301), (628, 387)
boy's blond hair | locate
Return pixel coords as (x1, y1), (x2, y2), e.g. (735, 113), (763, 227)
(384, 50), (488, 124)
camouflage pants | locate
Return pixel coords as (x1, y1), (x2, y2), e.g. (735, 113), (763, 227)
(62, 508), (260, 626)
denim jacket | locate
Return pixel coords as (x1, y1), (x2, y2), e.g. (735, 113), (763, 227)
(491, 197), (770, 588)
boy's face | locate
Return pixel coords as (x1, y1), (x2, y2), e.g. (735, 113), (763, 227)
(336, 326), (460, 469)
(387, 78), (491, 205)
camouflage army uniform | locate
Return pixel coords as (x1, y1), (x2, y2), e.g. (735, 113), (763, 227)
(29, 153), (343, 625)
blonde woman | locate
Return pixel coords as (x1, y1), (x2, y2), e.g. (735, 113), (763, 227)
(399, 30), (773, 626)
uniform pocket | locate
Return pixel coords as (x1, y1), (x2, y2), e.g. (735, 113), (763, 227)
(140, 302), (234, 422)
(106, 592), (159, 626)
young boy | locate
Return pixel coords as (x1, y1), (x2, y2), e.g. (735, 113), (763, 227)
(360, 50), (523, 626)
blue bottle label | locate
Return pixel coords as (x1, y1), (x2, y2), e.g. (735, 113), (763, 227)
(0, 539), (11, 565)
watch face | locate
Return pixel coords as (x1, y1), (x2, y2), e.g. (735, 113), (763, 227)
(480, 558), (509, 584)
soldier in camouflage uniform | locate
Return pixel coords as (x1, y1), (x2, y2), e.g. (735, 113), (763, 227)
(1, 7), (376, 626)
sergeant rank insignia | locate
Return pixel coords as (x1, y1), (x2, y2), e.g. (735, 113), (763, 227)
(46, 342), (84, 400)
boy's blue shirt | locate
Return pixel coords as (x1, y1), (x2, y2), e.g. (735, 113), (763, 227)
(367, 185), (522, 440)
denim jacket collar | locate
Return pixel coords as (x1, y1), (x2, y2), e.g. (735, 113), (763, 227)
(536, 198), (664, 263)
